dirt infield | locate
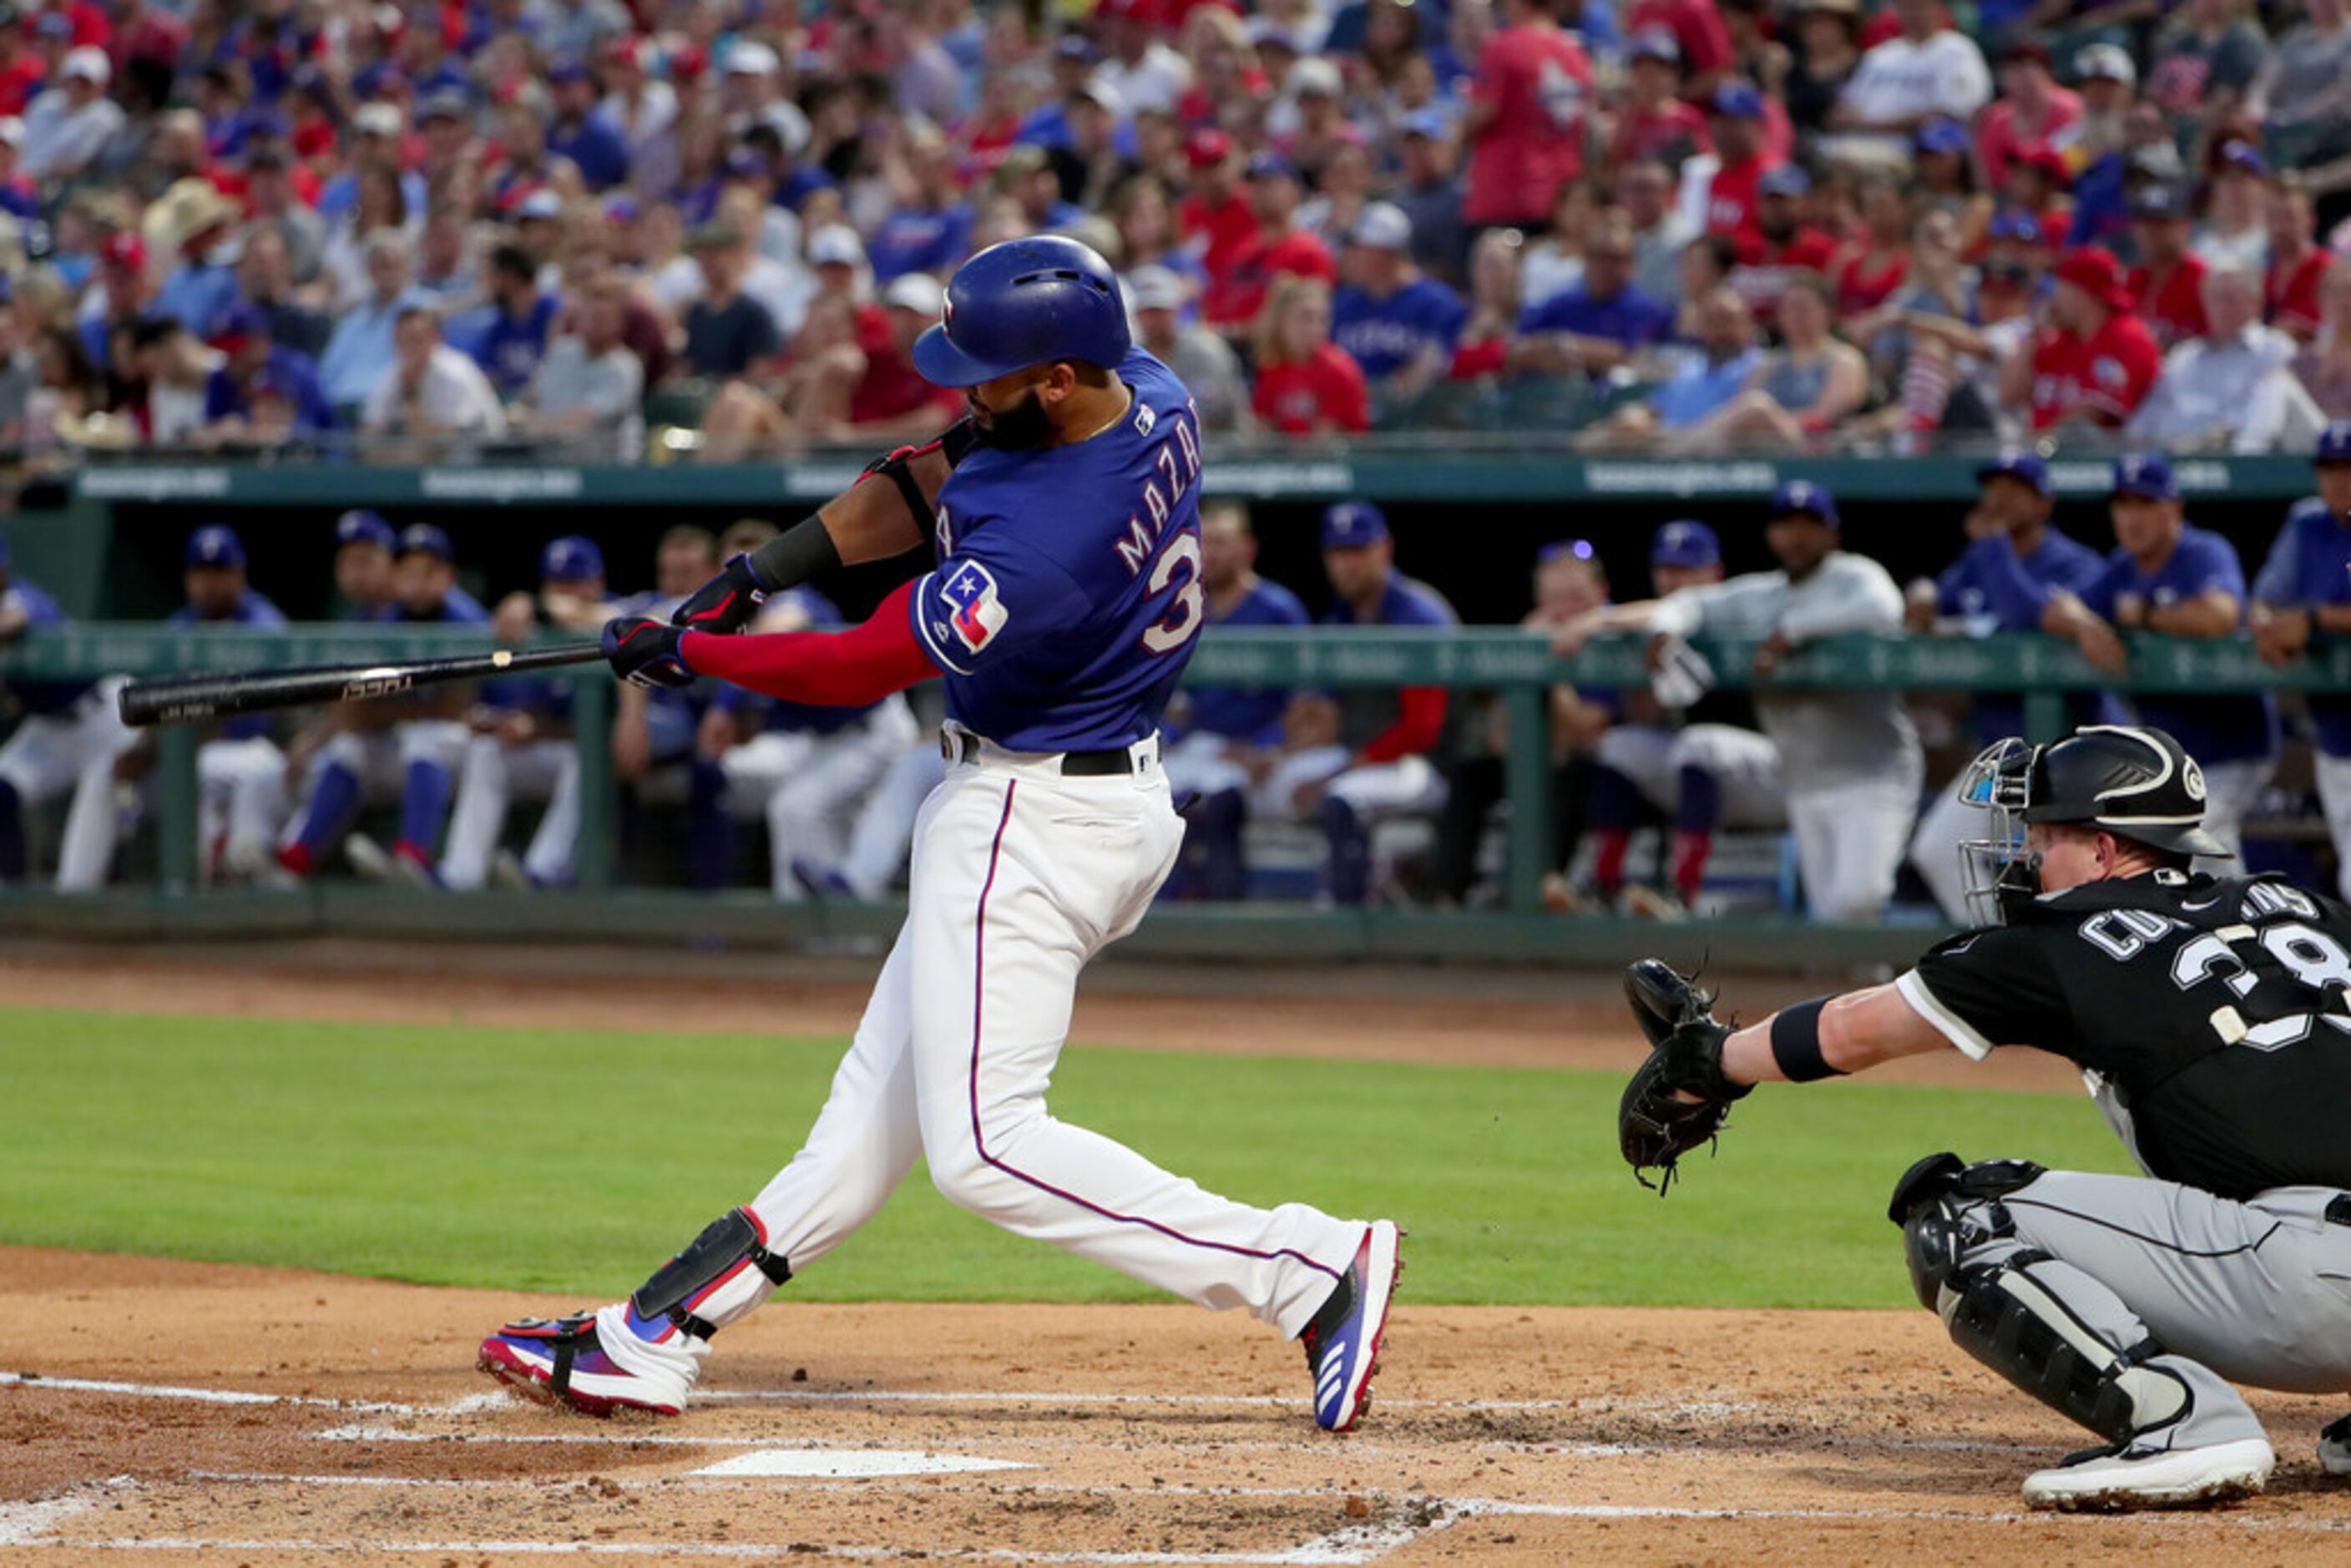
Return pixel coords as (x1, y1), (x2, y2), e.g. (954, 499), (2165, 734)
(2, 939), (2343, 1560)
(3, 1249), (2348, 1564)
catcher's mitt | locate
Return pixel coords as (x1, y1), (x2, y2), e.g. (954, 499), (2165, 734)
(1619, 958), (1751, 1193)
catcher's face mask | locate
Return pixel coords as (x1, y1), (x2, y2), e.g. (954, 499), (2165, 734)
(1956, 737), (2043, 926)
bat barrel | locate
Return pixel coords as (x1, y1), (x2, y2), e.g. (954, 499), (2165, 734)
(116, 641), (606, 728)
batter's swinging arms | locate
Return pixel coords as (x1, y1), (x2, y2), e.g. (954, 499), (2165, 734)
(1618, 725), (2351, 1510)
(478, 237), (1402, 1432)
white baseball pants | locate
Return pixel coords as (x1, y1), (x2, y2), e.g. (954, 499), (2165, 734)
(2194, 756), (2275, 877)
(2314, 751), (2351, 903)
(1787, 771), (1918, 922)
(681, 733), (1367, 1339)
(836, 738), (948, 900)
(309, 721), (470, 799)
(440, 735), (580, 890)
(1256, 745), (1446, 822)
(720, 698), (922, 902)
(1594, 723), (1787, 827)
(197, 736), (287, 877)
(0, 678), (138, 890)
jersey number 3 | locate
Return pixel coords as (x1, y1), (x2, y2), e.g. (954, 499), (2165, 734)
(1140, 534), (1206, 655)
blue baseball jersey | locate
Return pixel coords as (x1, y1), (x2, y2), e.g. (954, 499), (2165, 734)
(1331, 279), (1469, 382)
(0, 577), (92, 716)
(169, 589), (290, 740)
(2252, 497), (2351, 755)
(375, 585), (491, 625)
(909, 347), (1208, 754)
(715, 588), (877, 736)
(1937, 527), (2108, 741)
(2080, 524), (2278, 766)
(1184, 575), (1311, 745)
(1324, 570), (1458, 751)
(1516, 282), (1675, 350)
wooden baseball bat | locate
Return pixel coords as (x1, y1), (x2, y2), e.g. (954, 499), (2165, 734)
(117, 641), (608, 727)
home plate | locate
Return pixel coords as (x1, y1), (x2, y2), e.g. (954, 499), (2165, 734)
(690, 1449), (1032, 1479)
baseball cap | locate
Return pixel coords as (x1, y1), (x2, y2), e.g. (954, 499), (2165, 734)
(518, 188), (564, 220)
(1321, 500), (1389, 549)
(806, 225), (864, 267)
(540, 534), (604, 583)
(1054, 34), (1102, 64)
(1987, 210), (2048, 245)
(1757, 164), (1811, 199)
(353, 101), (403, 138)
(1914, 116), (1970, 156)
(685, 219), (738, 251)
(725, 40), (779, 76)
(1128, 264), (1187, 312)
(2053, 245), (2132, 311)
(1976, 448), (2052, 498)
(417, 87), (472, 124)
(882, 271), (943, 316)
(0, 116), (23, 150)
(1071, 77), (1124, 115)
(33, 12), (69, 39)
(1630, 28), (1681, 63)
(548, 57), (591, 88)
(1710, 80), (1765, 119)
(1769, 479), (1839, 527)
(2318, 420), (2351, 466)
(101, 231), (146, 271)
(2110, 452), (2179, 501)
(1184, 126), (1231, 168)
(2075, 42), (2135, 86)
(2213, 138), (2266, 178)
(1287, 58), (1341, 99)
(61, 47), (109, 85)
(2129, 182), (2187, 221)
(397, 523), (454, 562)
(1246, 150), (1299, 182)
(185, 525), (245, 569)
(208, 300), (273, 350)
(1399, 109), (1447, 141)
(1538, 538), (1596, 566)
(334, 508), (396, 550)
(1650, 519), (1722, 569)
(1348, 201), (1413, 251)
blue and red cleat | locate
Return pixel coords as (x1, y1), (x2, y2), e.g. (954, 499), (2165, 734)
(478, 1303), (697, 1418)
(1300, 1220), (1402, 1433)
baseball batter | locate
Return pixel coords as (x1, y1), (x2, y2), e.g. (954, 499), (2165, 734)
(0, 532), (138, 889)
(1618, 725), (2351, 1510)
(1615, 482), (1921, 921)
(479, 237), (1401, 1431)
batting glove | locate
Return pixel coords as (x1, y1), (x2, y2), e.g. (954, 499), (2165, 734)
(603, 616), (695, 690)
(668, 554), (768, 634)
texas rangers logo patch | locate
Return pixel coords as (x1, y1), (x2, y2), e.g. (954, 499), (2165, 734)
(940, 562), (1008, 653)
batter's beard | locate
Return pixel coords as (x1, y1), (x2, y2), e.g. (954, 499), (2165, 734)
(974, 388), (1054, 450)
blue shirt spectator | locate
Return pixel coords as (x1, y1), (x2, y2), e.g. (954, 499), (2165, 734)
(319, 266), (429, 412)
(1330, 203), (1467, 382)
(471, 243), (561, 398)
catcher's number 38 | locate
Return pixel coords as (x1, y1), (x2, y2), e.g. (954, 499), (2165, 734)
(1617, 958), (1749, 1193)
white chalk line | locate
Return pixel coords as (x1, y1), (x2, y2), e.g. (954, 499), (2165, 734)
(0, 1370), (483, 1414)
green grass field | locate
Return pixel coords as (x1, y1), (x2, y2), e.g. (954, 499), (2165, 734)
(0, 1007), (2135, 1310)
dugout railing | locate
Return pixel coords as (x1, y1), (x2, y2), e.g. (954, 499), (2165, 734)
(1, 623), (2341, 967)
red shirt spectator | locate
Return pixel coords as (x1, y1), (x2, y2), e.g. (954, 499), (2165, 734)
(1624, 0), (1733, 89)
(1462, 0), (1595, 228)
(1610, 96), (1711, 169)
(1835, 245), (1909, 316)
(1252, 276), (1370, 435)
(1202, 154), (1336, 328)
(2266, 185), (2333, 341)
(1684, 83), (1782, 254)
(1974, 41), (2081, 192)
(0, 50), (41, 117)
(2026, 247), (2163, 429)
(848, 286), (966, 429)
(1180, 131), (1256, 281)
(2125, 185), (2209, 349)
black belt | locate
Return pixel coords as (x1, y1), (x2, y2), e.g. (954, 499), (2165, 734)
(942, 731), (1140, 776)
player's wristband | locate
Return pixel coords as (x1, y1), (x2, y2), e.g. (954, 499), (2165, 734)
(1770, 997), (1846, 1083)
(746, 516), (843, 595)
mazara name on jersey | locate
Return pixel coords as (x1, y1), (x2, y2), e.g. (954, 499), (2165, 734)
(1112, 397), (1203, 579)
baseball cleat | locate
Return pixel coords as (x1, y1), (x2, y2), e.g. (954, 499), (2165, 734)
(346, 834), (437, 888)
(1300, 1220), (1402, 1434)
(478, 1304), (696, 1418)
(2320, 1414), (2351, 1477)
(490, 850), (535, 893)
(2021, 1435), (2273, 1511)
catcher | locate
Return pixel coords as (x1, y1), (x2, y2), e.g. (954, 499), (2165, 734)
(1620, 723), (2351, 1512)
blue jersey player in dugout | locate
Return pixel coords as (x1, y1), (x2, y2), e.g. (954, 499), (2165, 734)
(483, 238), (1402, 1436)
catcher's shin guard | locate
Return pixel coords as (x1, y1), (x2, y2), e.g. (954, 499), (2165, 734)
(630, 1207), (793, 1341)
(1894, 1156), (2188, 1447)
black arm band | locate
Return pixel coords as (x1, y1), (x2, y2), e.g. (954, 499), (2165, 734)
(854, 418), (983, 537)
(1770, 997), (1847, 1083)
(745, 515), (842, 594)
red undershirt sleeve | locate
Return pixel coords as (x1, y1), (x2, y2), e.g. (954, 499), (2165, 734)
(679, 580), (942, 707)
(1358, 686), (1447, 763)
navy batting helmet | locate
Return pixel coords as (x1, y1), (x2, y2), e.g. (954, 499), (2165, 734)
(912, 236), (1131, 388)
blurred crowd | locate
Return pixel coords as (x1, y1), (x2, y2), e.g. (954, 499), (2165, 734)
(6, 422), (2351, 915)
(0, 0), (2341, 457)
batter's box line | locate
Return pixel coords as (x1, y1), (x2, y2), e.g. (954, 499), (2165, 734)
(0, 1370), (506, 1415)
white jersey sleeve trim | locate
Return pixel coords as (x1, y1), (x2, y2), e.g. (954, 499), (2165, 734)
(907, 570), (977, 677)
(1893, 968), (1996, 1061)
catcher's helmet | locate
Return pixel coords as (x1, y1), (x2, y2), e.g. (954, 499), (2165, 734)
(1956, 724), (2229, 923)
(911, 236), (1131, 388)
